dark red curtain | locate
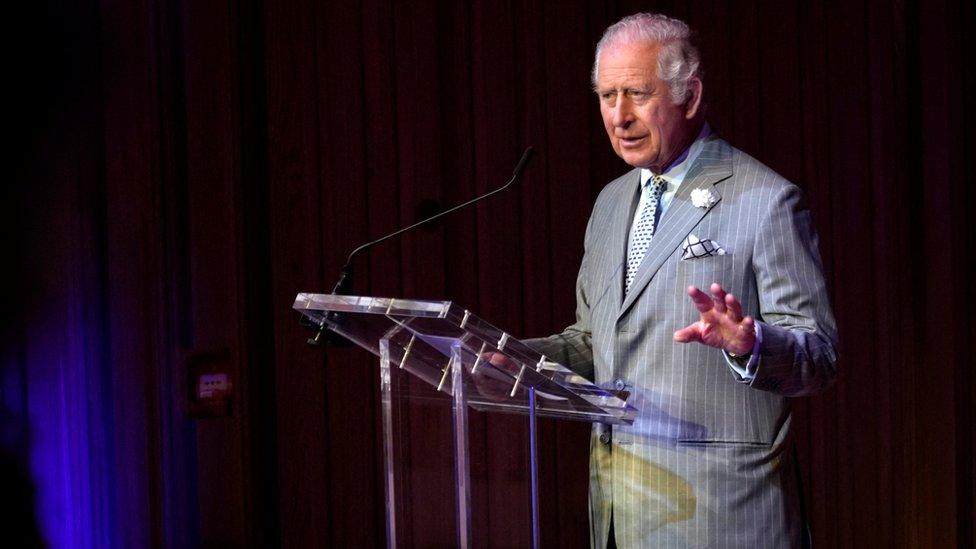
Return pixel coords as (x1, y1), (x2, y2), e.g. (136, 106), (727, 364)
(5, 0), (973, 547)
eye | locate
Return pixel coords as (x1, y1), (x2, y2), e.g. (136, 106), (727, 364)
(626, 89), (650, 102)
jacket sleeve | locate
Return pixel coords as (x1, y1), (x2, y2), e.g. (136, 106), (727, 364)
(747, 182), (839, 396)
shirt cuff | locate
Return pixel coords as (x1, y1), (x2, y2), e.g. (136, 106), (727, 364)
(724, 322), (762, 382)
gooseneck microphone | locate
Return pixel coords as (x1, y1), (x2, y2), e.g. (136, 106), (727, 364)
(330, 146), (534, 295)
(307, 146), (535, 346)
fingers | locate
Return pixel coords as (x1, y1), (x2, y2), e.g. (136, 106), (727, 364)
(486, 352), (509, 366)
(689, 283), (749, 324)
(739, 316), (756, 335)
(706, 283), (748, 323)
(725, 292), (743, 322)
(727, 315), (757, 355)
(739, 315), (755, 335)
(686, 285), (714, 313)
(673, 322), (703, 343)
(710, 283), (727, 314)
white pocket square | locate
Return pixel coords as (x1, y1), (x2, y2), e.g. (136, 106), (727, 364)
(681, 234), (728, 260)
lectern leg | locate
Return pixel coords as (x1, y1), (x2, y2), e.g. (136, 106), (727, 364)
(528, 387), (540, 549)
(380, 338), (398, 549)
(450, 344), (473, 548)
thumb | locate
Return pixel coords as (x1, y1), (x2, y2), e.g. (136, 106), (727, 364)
(673, 323), (703, 343)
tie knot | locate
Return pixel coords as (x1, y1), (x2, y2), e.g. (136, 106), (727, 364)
(646, 175), (666, 195)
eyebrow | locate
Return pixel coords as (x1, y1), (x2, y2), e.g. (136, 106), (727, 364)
(594, 86), (651, 94)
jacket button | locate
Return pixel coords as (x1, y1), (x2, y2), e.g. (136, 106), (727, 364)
(599, 431), (611, 445)
(613, 378), (626, 391)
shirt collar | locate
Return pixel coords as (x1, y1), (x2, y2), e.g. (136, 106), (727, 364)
(640, 122), (712, 190)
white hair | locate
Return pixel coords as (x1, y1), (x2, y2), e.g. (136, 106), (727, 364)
(591, 13), (702, 105)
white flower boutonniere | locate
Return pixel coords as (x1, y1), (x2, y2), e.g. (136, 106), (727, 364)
(690, 188), (718, 209)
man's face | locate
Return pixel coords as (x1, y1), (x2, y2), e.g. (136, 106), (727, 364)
(595, 42), (700, 172)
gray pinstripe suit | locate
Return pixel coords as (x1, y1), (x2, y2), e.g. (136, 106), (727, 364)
(531, 133), (838, 548)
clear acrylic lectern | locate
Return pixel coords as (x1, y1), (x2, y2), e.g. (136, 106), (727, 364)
(294, 293), (636, 548)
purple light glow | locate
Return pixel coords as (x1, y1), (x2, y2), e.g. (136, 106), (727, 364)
(19, 291), (115, 547)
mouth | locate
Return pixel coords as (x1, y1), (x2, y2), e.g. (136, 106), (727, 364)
(617, 135), (647, 148)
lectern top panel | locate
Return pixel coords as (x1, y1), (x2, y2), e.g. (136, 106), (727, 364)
(294, 293), (636, 425)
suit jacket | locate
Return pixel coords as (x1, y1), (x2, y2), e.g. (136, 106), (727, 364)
(531, 134), (838, 548)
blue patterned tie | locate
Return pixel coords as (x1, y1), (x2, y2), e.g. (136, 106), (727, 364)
(625, 175), (666, 292)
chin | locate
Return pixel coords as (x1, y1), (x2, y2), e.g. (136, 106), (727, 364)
(622, 154), (655, 169)
(614, 148), (651, 166)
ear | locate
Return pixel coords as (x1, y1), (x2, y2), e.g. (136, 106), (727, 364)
(684, 77), (703, 119)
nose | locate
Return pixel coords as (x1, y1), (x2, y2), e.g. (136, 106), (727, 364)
(610, 96), (632, 128)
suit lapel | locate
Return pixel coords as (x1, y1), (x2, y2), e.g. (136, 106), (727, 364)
(605, 171), (642, 311)
(617, 137), (733, 319)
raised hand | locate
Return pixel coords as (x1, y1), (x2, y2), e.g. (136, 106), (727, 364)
(673, 283), (756, 356)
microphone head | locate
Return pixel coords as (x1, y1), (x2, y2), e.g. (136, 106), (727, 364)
(513, 146), (534, 178)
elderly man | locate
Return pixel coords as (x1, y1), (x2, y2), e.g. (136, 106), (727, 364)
(529, 13), (838, 548)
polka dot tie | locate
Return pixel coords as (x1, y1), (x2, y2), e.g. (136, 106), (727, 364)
(625, 175), (666, 292)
